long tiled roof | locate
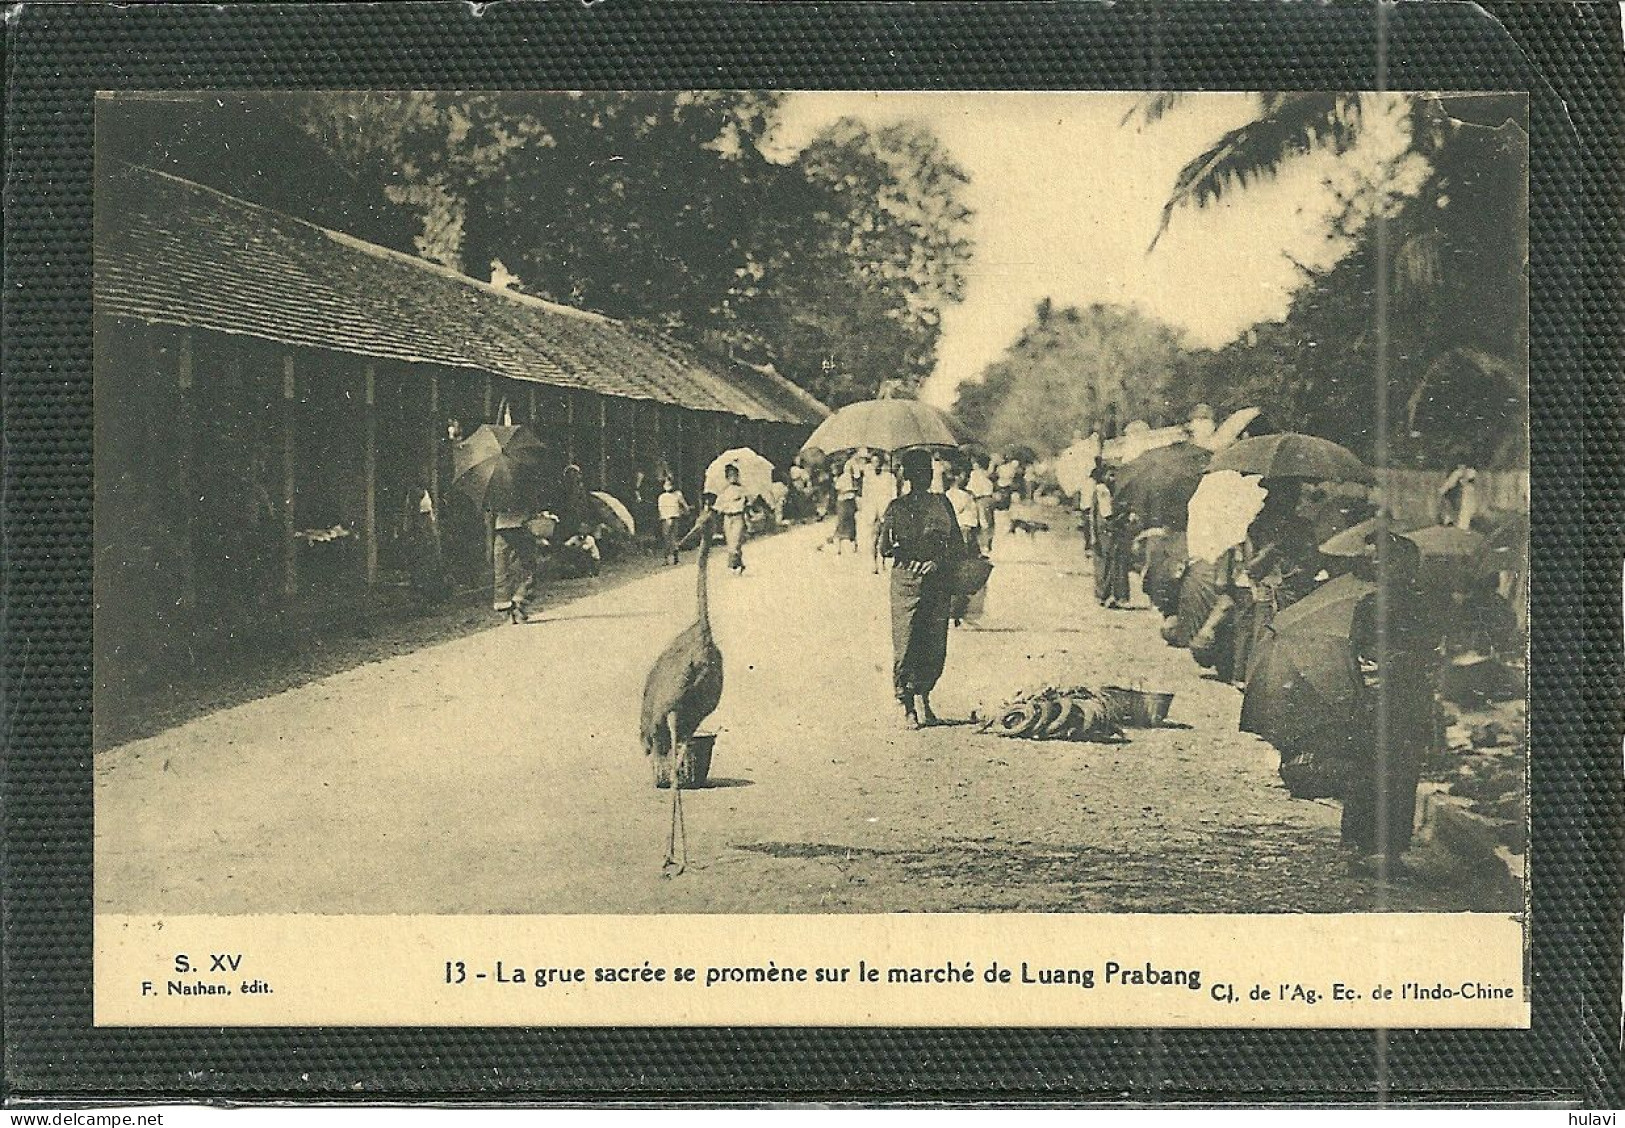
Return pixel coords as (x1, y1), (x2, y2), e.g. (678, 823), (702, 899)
(95, 162), (828, 427)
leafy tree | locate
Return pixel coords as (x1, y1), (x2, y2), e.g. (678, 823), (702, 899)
(747, 118), (974, 405)
(953, 300), (1195, 457)
(1137, 92), (1527, 468)
(289, 94), (973, 407)
(96, 93), (420, 251)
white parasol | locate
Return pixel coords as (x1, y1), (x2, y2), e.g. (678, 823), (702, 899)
(704, 447), (776, 503)
(1054, 435), (1102, 497)
(1186, 470), (1269, 563)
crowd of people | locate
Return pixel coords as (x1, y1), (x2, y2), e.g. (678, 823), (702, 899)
(443, 408), (1523, 877)
(1074, 424), (1523, 873)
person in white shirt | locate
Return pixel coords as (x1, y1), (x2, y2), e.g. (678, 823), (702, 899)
(967, 455), (997, 554)
(860, 452), (899, 575)
(944, 467), (980, 550)
(656, 477), (691, 565)
(714, 463), (750, 575)
(944, 465), (986, 627)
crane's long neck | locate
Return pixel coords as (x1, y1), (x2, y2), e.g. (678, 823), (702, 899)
(695, 510), (713, 638)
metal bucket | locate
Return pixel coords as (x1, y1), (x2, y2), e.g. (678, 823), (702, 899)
(1102, 686), (1175, 728)
(651, 732), (716, 789)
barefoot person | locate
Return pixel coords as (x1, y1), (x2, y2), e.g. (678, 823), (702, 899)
(715, 463), (750, 576)
(879, 449), (966, 728)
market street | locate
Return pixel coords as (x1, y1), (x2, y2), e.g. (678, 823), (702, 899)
(96, 504), (1500, 916)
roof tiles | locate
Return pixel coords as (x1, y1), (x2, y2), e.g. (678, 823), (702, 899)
(95, 163), (828, 427)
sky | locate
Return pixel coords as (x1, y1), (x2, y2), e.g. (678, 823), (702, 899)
(768, 92), (1416, 408)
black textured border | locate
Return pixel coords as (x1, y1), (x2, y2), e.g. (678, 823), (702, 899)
(4, 0), (1620, 1106)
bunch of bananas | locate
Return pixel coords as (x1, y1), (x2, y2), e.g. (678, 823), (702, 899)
(979, 686), (1122, 742)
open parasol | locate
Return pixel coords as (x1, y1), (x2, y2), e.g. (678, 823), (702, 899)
(705, 447), (776, 503)
(799, 397), (959, 456)
(1054, 435), (1102, 497)
(451, 424), (548, 513)
(1320, 518), (1487, 593)
(1115, 442), (1211, 530)
(1239, 574), (1376, 796)
(1185, 470), (1268, 563)
(1207, 432), (1373, 484)
(588, 491), (637, 537)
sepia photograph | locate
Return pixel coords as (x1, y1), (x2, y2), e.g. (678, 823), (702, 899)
(92, 89), (1528, 926)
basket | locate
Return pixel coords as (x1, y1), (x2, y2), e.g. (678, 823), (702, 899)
(1278, 745), (1347, 799)
(1101, 686), (1175, 728)
(651, 732), (715, 789)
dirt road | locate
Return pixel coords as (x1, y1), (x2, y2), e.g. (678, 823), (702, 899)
(96, 503), (1500, 914)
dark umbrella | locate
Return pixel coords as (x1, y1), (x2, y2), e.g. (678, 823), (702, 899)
(1240, 573), (1375, 797)
(1267, 571), (1374, 638)
(1207, 432), (1373, 484)
(1404, 524), (1488, 592)
(1320, 518), (1486, 593)
(1114, 442), (1211, 530)
(451, 424), (548, 512)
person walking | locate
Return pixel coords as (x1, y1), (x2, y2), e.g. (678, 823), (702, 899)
(656, 475), (691, 565)
(829, 453), (862, 555)
(1092, 464), (1132, 608)
(967, 454), (997, 556)
(492, 506), (540, 622)
(715, 463), (750, 575)
(860, 452), (899, 575)
(879, 449), (966, 728)
(943, 465), (983, 627)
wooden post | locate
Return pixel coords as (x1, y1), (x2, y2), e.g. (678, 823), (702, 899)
(528, 384), (538, 426)
(363, 363), (378, 586)
(628, 400), (640, 482)
(429, 369), (441, 504)
(566, 391), (577, 466)
(483, 373), (494, 422)
(652, 402), (664, 476)
(176, 333), (197, 611)
(281, 355), (298, 599)
(673, 412), (685, 492)
(598, 397), (609, 490)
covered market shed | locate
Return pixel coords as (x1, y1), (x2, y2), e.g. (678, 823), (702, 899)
(93, 162), (827, 694)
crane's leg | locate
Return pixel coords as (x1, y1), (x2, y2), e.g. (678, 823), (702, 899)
(663, 711), (687, 876)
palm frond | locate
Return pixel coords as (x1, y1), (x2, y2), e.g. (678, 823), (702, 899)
(1148, 93), (1363, 250)
(1121, 92), (1193, 128)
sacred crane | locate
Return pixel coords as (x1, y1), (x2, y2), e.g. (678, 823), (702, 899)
(639, 509), (723, 873)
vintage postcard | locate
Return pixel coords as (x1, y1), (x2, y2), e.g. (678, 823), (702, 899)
(91, 89), (1529, 1027)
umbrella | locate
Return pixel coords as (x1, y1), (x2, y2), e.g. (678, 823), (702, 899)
(1115, 442), (1211, 530)
(451, 424), (547, 512)
(1185, 470), (1268, 563)
(1054, 436), (1101, 497)
(705, 447), (776, 503)
(1207, 432), (1374, 484)
(1196, 406), (1263, 452)
(588, 491), (636, 536)
(1269, 572), (1375, 638)
(799, 398), (959, 456)
(1319, 518), (1488, 593)
(1407, 524), (1489, 593)
(1239, 574), (1375, 793)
